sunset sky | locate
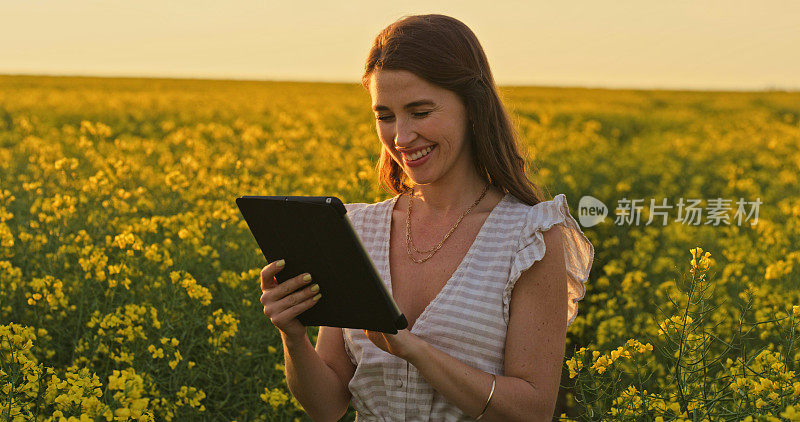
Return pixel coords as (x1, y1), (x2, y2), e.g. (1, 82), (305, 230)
(2, 0), (798, 90)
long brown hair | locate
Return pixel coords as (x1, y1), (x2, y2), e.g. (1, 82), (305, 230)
(362, 14), (547, 206)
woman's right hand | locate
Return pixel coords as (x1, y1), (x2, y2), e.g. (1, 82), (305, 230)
(260, 259), (322, 340)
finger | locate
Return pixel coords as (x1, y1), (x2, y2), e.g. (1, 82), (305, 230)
(260, 259), (285, 291)
(262, 274), (317, 314)
(275, 272), (313, 299)
(260, 273), (277, 292)
(272, 288), (321, 321)
(273, 280), (318, 313)
(260, 265), (271, 291)
(262, 273), (304, 310)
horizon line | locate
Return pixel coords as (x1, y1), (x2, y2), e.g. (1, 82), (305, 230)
(2, 71), (798, 94)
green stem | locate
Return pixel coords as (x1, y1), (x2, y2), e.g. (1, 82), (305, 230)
(675, 267), (697, 414)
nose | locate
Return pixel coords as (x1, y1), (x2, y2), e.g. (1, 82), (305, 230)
(393, 116), (417, 148)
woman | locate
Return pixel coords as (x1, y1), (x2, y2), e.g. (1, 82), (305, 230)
(259, 14), (594, 421)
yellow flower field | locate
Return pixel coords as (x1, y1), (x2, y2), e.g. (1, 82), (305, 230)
(1, 75), (799, 420)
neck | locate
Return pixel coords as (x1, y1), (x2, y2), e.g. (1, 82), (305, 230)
(408, 174), (490, 219)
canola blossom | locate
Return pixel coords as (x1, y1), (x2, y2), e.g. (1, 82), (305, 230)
(1, 75), (799, 420)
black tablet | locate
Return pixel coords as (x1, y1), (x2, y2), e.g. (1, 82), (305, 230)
(236, 195), (408, 334)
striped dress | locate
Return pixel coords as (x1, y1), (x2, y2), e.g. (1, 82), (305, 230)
(342, 192), (594, 421)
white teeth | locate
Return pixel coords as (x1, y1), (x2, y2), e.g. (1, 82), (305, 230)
(408, 146), (433, 161)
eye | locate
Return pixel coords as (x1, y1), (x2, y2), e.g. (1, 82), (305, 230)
(412, 111), (432, 118)
(376, 115), (394, 122)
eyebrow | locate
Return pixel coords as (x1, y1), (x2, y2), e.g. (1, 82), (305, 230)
(372, 99), (436, 112)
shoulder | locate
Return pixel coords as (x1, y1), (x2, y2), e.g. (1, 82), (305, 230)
(510, 227), (568, 308)
(344, 202), (370, 215)
(505, 193), (587, 255)
(503, 193), (595, 327)
(507, 194), (570, 313)
(503, 221), (569, 416)
(344, 197), (399, 228)
(344, 196), (396, 216)
(506, 193), (572, 233)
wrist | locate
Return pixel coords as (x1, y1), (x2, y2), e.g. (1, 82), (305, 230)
(404, 332), (429, 365)
(281, 330), (310, 349)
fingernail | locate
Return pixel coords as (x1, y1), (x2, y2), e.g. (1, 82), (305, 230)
(312, 293), (322, 301)
(310, 284), (319, 292)
(275, 259), (285, 268)
(303, 274), (312, 282)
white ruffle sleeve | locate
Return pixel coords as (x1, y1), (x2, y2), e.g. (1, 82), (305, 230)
(503, 193), (595, 327)
(344, 202), (369, 215)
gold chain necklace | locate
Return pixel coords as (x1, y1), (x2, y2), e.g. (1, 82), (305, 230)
(405, 182), (490, 264)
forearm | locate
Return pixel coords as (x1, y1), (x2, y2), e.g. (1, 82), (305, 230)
(407, 339), (552, 421)
(282, 332), (350, 422)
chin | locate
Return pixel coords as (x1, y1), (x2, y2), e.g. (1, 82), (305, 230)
(405, 172), (436, 185)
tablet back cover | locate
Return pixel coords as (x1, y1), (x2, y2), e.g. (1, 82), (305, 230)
(236, 195), (408, 334)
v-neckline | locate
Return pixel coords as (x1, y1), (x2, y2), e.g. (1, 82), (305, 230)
(383, 192), (510, 333)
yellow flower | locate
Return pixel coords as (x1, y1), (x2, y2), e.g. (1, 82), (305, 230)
(260, 387), (289, 410)
(114, 407), (131, 420)
(689, 247), (712, 270)
(781, 406), (800, 421)
(170, 271), (212, 305)
(148, 345), (164, 359)
(566, 358), (581, 379)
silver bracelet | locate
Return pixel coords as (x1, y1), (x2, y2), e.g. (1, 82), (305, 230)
(475, 374), (496, 420)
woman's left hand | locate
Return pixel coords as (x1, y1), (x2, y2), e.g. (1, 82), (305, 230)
(363, 328), (423, 361)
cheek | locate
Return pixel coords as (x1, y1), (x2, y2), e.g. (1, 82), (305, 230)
(431, 117), (466, 149)
(428, 111), (464, 138)
(379, 138), (395, 160)
(443, 114), (468, 140)
(377, 125), (400, 160)
(376, 124), (394, 145)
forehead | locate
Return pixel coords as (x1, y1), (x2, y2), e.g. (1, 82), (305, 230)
(368, 70), (445, 106)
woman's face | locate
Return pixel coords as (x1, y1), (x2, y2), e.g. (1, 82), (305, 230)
(368, 69), (472, 187)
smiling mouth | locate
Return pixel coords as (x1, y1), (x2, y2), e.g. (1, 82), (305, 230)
(402, 145), (436, 161)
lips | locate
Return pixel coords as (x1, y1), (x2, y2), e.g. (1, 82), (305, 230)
(399, 145), (435, 154)
(400, 145), (436, 161)
(402, 145), (435, 168)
